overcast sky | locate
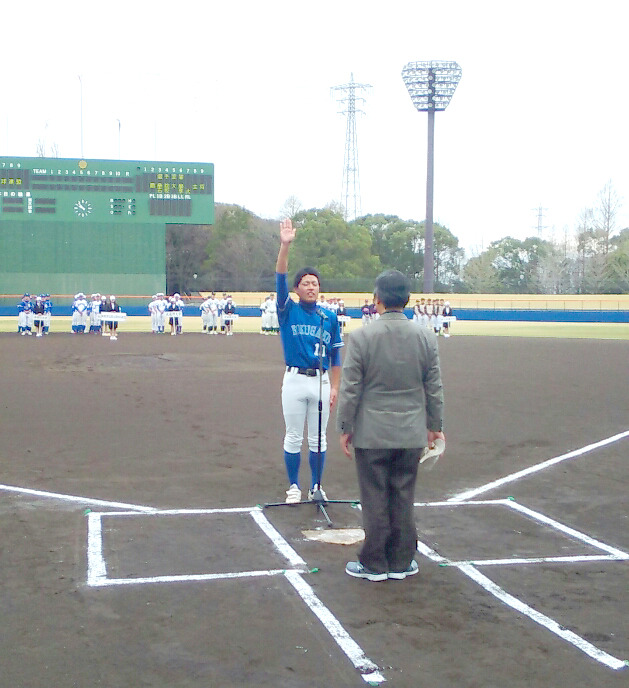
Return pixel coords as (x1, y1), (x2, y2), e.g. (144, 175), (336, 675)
(3, 0), (628, 256)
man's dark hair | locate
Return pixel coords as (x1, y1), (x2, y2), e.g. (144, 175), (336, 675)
(374, 270), (411, 309)
(293, 266), (321, 289)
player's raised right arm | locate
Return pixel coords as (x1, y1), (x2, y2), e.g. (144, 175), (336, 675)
(276, 218), (295, 274)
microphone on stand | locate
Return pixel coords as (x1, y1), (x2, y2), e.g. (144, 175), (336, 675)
(316, 308), (329, 320)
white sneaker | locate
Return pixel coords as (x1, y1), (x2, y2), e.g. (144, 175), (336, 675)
(308, 484), (328, 501)
(388, 559), (419, 580)
(285, 484), (302, 504)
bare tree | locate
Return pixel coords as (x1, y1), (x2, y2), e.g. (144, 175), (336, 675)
(595, 180), (622, 255)
(36, 139), (60, 158)
(280, 195), (303, 220)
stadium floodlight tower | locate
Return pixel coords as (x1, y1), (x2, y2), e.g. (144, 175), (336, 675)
(402, 60), (461, 293)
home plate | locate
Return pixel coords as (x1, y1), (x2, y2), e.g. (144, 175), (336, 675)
(302, 528), (365, 545)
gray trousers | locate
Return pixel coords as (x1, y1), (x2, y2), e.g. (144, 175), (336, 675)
(354, 447), (421, 574)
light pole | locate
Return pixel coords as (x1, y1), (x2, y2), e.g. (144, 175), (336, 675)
(402, 61), (461, 292)
(78, 75), (84, 158)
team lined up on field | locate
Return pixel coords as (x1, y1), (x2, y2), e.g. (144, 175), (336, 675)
(359, 296), (454, 337)
(68, 293), (124, 340)
(411, 298), (454, 336)
(15, 291), (455, 338)
(16, 293), (52, 337)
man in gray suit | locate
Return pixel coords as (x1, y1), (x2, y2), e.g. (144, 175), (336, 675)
(336, 270), (445, 581)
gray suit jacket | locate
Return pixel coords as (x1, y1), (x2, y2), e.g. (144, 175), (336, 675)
(336, 311), (444, 449)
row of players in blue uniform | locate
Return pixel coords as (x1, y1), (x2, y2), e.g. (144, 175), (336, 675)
(16, 293), (122, 337)
(17, 293), (53, 336)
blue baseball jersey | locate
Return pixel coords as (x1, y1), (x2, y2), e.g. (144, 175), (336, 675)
(276, 272), (343, 370)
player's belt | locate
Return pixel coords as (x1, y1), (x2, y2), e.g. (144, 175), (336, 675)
(286, 366), (324, 377)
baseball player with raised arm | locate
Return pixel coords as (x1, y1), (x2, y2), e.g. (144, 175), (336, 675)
(276, 218), (344, 503)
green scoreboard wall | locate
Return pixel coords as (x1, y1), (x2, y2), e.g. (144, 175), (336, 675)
(0, 156), (214, 295)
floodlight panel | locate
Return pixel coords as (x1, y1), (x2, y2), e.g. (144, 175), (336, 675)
(402, 60), (462, 111)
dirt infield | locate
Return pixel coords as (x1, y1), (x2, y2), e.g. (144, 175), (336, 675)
(1, 331), (628, 687)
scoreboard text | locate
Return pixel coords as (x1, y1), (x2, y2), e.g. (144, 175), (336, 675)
(0, 157), (214, 225)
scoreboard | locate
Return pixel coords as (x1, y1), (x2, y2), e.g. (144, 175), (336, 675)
(0, 157), (214, 224)
(0, 156), (214, 296)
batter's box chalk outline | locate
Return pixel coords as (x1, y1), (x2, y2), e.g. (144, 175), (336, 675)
(414, 499), (628, 671)
(86, 506), (385, 684)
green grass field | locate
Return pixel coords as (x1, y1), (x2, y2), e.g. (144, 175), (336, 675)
(2, 316), (629, 339)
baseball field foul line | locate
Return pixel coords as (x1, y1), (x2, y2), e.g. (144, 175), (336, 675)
(448, 430), (629, 502)
(1, 483), (386, 683)
(459, 564), (627, 671)
(414, 498), (628, 670)
(0, 483), (157, 512)
(285, 569), (386, 684)
(84, 505), (386, 683)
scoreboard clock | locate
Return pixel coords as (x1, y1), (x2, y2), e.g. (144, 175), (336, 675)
(73, 199), (94, 217)
(0, 156), (214, 225)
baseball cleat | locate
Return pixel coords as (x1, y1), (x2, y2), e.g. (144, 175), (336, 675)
(285, 484), (302, 504)
(308, 485), (327, 501)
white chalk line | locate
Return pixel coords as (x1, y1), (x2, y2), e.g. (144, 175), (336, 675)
(0, 483), (156, 512)
(3, 482), (383, 681)
(415, 499), (629, 670)
(250, 507), (308, 569)
(415, 499), (629, 561)
(447, 555), (626, 566)
(4, 480), (628, 675)
(506, 500), (629, 559)
(448, 429), (629, 502)
(90, 569), (295, 587)
(458, 564), (627, 671)
(285, 570), (386, 684)
(85, 506), (385, 684)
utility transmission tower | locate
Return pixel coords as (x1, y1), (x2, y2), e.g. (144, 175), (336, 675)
(533, 204), (548, 237)
(332, 73), (370, 221)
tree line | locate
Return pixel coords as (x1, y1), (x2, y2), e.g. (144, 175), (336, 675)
(166, 184), (629, 295)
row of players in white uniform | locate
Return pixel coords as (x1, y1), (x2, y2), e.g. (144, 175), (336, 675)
(70, 293), (123, 339)
(196, 293), (238, 335)
(412, 298), (454, 336)
(360, 296), (454, 336)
